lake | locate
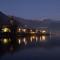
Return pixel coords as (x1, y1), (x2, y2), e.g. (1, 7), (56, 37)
(0, 34), (60, 60)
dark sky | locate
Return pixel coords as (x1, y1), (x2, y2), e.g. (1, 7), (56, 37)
(0, 0), (60, 20)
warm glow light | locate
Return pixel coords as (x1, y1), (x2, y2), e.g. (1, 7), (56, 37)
(31, 32), (35, 34)
(42, 35), (46, 40)
(23, 38), (27, 45)
(30, 30), (36, 34)
(2, 38), (11, 44)
(30, 37), (33, 42)
(32, 36), (35, 39)
(2, 27), (11, 32)
(40, 35), (46, 41)
(30, 36), (35, 42)
(3, 38), (9, 44)
(19, 28), (21, 32)
(42, 30), (46, 33)
(22, 29), (26, 32)
(18, 39), (21, 45)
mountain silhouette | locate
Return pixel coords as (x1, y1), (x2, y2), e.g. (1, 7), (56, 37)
(0, 11), (10, 25)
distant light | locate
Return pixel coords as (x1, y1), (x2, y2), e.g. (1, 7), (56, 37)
(22, 29), (26, 32)
(32, 36), (35, 39)
(42, 35), (46, 40)
(42, 30), (46, 33)
(30, 30), (36, 34)
(30, 31), (35, 34)
(3, 38), (9, 44)
(2, 27), (11, 32)
(30, 36), (35, 42)
(23, 38), (27, 45)
(18, 39), (21, 45)
(40, 35), (46, 41)
(18, 28), (21, 32)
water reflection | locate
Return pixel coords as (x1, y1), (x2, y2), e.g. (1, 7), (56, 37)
(17, 35), (47, 46)
(1, 33), (60, 60)
(23, 38), (27, 45)
(40, 35), (46, 41)
(1, 38), (11, 45)
(30, 36), (36, 42)
(0, 35), (48, 57)
(18, 38), (21, 45)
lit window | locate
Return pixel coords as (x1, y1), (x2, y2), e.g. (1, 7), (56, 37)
(22, 29), (26, 32)
(18, 28), (21, 32)
(42, 30), (46, 33)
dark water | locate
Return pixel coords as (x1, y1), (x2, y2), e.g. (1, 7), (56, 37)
(0, 35), (60, 60)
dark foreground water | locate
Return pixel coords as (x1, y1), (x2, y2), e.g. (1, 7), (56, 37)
(0, 34), (60, 60)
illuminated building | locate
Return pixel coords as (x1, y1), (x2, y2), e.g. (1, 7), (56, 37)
(1, 25), (11, 32)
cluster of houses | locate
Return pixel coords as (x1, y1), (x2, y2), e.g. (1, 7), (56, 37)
(0, 12), (49, 44)
(0, 12), (49, 36)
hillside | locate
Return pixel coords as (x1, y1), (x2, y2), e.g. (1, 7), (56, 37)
(0, 11), (60, 33)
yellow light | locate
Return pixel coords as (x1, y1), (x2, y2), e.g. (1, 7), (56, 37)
(3, 38), (8, 44)
(2, 27), (10, 32)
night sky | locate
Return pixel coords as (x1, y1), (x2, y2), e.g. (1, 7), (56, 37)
(0, 0), (60, 20)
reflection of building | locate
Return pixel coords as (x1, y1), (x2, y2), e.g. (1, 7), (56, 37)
(16, 35), (47, 46)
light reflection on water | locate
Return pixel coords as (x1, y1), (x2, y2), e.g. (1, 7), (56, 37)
(17, 35), (47, 46)
(1, 34), (59, 58)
